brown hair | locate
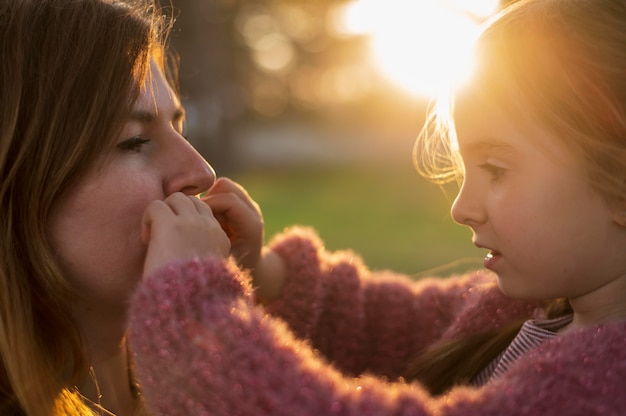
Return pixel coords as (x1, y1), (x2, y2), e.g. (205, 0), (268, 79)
(0, 0), (172, 414)
(411, 0), (626, 395)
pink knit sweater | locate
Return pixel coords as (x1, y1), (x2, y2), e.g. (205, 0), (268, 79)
(128, 227), (626, 415)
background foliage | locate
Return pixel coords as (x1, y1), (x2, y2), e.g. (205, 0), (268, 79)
(166, 0), (502, 275)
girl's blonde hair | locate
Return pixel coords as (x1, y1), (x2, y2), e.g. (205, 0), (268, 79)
(410, 0), (626, 394)
(416, 0), (626, 208)
(0, 0), (172, 414)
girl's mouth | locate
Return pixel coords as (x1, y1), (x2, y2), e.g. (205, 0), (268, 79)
(483, 250), (501, 269)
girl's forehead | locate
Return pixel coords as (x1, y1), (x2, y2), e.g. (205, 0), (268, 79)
(453, 81), (537, 133)
(452, 87), (579, 169)
(453, 88), (504, 132)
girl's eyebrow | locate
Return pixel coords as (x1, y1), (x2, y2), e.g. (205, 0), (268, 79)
(459, 137), (518, 157)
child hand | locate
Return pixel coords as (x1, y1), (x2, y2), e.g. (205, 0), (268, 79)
(201, 178), (264, 273)
(141, 192), (231, 279)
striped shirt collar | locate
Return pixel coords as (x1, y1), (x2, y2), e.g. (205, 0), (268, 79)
(472, 314), (574, 386)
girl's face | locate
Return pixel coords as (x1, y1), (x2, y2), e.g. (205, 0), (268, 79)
(451, 91), (626, 304)
(48, 61), (215, 330)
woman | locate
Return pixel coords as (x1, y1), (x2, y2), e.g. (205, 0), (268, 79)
(0, 0), (234, 414)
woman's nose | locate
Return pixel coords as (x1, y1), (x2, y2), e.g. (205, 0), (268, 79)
(164, 136), (216, 196)
(450, 178), (486, 227)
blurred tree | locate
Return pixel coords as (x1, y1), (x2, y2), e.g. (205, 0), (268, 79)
(169, 0), (506, 172)
(170, 0), (247, 174)
(169, 0), (379, 172)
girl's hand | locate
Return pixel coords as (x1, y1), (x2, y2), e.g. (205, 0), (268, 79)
(201, 178), (264, 272)
(203, 178), (287, 303)
(141, 192), (231, 279)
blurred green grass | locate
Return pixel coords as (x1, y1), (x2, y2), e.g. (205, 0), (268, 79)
(232, 161), (484, 278)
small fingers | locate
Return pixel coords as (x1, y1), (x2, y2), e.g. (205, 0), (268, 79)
(142, 193), (218, 245)
(166, 192), (215, 216)
(142, 200), (171, 244)
(202, 177), (259, 212)
(189, 194), (214, 215)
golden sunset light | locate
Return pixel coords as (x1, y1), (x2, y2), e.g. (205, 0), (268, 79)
(333, 0), (500, 97)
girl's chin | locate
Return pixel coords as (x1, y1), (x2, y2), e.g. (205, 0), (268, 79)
(495, 276), (548, 301)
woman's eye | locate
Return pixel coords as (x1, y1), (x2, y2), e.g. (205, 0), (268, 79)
(479, 162), (506, 180)
(117, 136), (150, 153)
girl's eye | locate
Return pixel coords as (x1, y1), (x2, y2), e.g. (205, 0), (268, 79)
(117, 136), (150, 153)
(479, 162), (506, 180)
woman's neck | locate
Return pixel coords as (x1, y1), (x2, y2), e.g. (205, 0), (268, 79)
(70, 294), (139, 413)
(79, 337), (139, 416)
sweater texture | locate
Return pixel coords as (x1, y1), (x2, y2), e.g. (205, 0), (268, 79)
(128, 227), (626, 415)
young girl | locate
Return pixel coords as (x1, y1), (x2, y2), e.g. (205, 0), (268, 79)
(128, 0), (626, 414)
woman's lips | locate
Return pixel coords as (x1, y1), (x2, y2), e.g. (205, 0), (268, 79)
(483, 250), (501, 269)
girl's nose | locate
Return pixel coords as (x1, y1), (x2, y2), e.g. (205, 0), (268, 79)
(164, 135), (216, 196)
(450, 178), (486, 227)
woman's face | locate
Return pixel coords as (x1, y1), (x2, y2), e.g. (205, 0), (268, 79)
(49, 61), (215, 326)
(451, 91), (626, 304)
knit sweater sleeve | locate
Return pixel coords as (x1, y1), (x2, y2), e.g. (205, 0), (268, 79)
(127, 255), (626, 416)
(262, 227), (535, 378)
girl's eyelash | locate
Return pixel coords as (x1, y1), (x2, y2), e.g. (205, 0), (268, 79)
(479, 162), (506, 179)
(117, 136), (150, 152)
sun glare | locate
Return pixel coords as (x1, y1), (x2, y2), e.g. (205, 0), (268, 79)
(333, 0), (499, 98)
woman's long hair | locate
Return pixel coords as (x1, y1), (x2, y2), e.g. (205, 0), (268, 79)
(0, 0), (171, 414)
(411, 0), (626, 395)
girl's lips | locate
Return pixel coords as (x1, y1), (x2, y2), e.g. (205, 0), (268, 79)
(483, 250), (501, 269)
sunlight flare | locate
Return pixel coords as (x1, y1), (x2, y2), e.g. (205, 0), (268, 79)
(333, 0), (499, 97)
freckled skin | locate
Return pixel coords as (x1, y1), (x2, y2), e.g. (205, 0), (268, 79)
(48, 61), (215, 335)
